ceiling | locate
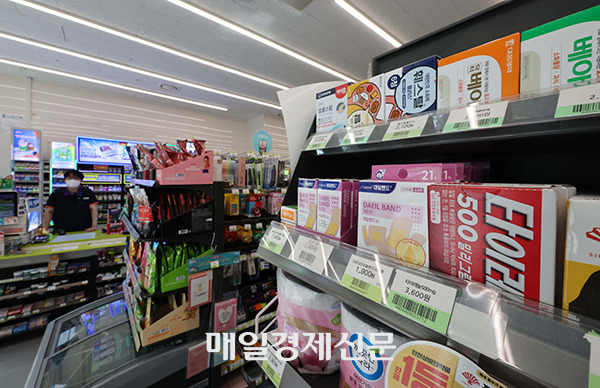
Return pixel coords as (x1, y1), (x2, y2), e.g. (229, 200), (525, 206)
(0, 0), (505, 121)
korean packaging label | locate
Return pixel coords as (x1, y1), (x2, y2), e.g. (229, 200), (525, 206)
(385, 55), (440, 120)
(428, 184), (557, 304)
(317, 180), (353, 239)
(437, 33), (520, 109)
(298, 178), (318, 231)
(347, 75), (386, 128)
(358, 181), (429, 269)
(316, 83), (352, 133)
(521, 5), (600, 94)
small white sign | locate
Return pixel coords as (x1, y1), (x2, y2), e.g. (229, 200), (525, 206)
(555, 83), (600, 118)
(341, 125), (375, 145)
(305, 133), (333, 150)
(293, 235), (334, 275)
(383, 115), (428, 141)
(342, 255), (393, 292)
(389, 271), (457, 315)
(444, 101), (509, 132)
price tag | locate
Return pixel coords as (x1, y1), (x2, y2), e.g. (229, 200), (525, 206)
(340, 255), (393, 303)
(340, 125), (375, 145)
(210, 261), (219, 269)
(82, 280), (88, 285)
(386, 270), (457, 334)
(292, 235), (333, 275)
(383, 115), (428, 141)
(443, 101), (509, 133)
(7, 316), (15, 320)
(305, 133), (333, 151)
(261, 344), (285, 387)
(24, 290), (31, 296)
(229, 225), (237, 232)
(23, 312), (31, 317)
(60, 303), (67, 307)
(243, 189), (250, 195)
(32, 309), (40, 314)
(555, 83), (600, 118)
(244, 224), (252, 230)
(231, 189), (240, 195)
(81, 298), (87, 302)
(48, 285), (56, 291)
(262, 228), (287, 255)
(256, 223), (263, 229)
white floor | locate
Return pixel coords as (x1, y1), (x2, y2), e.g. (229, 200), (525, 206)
(0, 332), (44, 388)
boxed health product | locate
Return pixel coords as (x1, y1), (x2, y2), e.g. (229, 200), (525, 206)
(563, 195), (600, 321)
(280, 205), (297, 227)
(298, 178), (318, 231)
(358, 181), (430, 268)
(317, 179), (358, 245)
(437, 33), (521, 109)
(427, 183), (572, 305)
(384, 55), (441, 120)
(371, 163), (465, 182)
(316, 83), (352, 133)
(521, 5), (600, 94)
(347, 75), (385, 128)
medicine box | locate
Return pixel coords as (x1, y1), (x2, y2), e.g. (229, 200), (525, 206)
(521, 5), (600, 94)
(384, 55), (440, 120)
(347, 75), (385, 128)
(297, 179), (318, 231)
(427, 183), (570, 305)
(358, 181), (429, 268)
(437, 33), (521, 109)
(316, 83), (352, 133)
(563, 196), (600, 320)
(372, 163), (465, 182)
(280, 205), (297, 227)
(317, 179), (357, 245)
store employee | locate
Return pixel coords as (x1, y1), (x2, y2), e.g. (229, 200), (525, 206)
(42, 170), (99, 233)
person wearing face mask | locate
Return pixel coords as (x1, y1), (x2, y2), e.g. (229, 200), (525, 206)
(42, 169), (99, 234)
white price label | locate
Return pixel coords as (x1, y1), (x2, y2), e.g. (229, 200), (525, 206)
(292, 235), (334, 275)
(443, 101), (509, 132)
(340, 255), (393, 303)
(210, 261), (219, 269)
(229, 225), (237, 232)
(340, 125), (375, 145)
(82, 280), (88, 285)
(383, 115), (428, 141)
(60, 303), (67, 307)
(261, 344), (285, 386)
(555, 83), (600, 117)
(244, 224), (251, 230)
(231, 189), (240, 195)
(32, 310), (40, 314)
(305, 133), (333, 151)
(24, 291), (31, 295)
(262, 228), (287, 255)
(243, 189), (250, 195)
(48, 286), (56, 291)
(256, 223), (263, 229)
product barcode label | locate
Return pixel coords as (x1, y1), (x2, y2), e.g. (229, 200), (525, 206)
(443, 101), (508, 133)
(293, 235), (333, 275)
(452, 121), (471, 130)
(556, 83), (600, 118)
(305, 133), (333, 151)
(386, 270), (457, 334)
(261, 344), (284, 387)
(383, 116), (428, 141)
(340, 125), (375, 145)
(262, 227), (287, 255)
(351, 277), (369, 291)
(340, 255), (393, 303)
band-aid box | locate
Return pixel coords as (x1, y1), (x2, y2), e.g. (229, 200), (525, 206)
(428, 183), (572, 305)
(347, 75), (385, 128)
(563, 196), (600, 320)
(372, 163), (465, 182)
(358, 181), (430, 268)
(317, 180), (358, 245)
(437, 33), (521, 109)
(385, 55), (440, 120)
(298, 178), (318, 231)
(316, 83), (352, 133)
(521, 5), (600, 94)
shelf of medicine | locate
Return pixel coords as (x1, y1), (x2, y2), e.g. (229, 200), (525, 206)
(256, 221), (600, 388)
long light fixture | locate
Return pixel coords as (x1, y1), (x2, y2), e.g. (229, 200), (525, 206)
(165, 0), (357, 83)
(334, 0), (401, 48)
(0, 32), (281, 110)
(0, 58), (228, 111)
(8, 0), (289, 90)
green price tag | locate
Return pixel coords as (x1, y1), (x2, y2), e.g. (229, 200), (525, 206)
(340, 255), (393, 304)
(305, 133), (333, 150)
(263, 228), (286, 255)
(443, 101), (508, 133)
(340, 125), (375, 145)
(555, 83), (600, 118)
(261, 345), (284, 387)
(383, 116), (428, 141)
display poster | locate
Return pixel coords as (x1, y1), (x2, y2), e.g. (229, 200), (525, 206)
(12, 129), (40, 162)
(252, 130), (273, 154)
(51, 142), (76, 169)
(77, 137), (153, 166)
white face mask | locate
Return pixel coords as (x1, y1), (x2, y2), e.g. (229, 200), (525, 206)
(65, 179), (81, 189)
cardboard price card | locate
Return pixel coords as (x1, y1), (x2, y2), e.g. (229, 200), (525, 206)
(383, 116), (428, 141)
(443, 101), (509, 133)
(340, 125), (376, 145)
(305, 133), (333, 150)
(555, 83), (600, 118)
(340, 254), (393, 303)
(262, 227), (287, 255)
(261, 345), (285, 387)
(385, 341), (506, 388)
(293, 235), (334, 275)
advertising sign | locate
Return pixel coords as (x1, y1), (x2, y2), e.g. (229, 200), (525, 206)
(77, 137), (153, 166)
(13, 129), (40, 162)
(51, 142), (76, 169)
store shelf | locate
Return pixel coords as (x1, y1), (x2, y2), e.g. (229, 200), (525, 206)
(14, 171), (40, 174)
(257, 222), (600, 388)
(0, 297), (88, 324)
(121, 211), (215, 244)
(124, 250), (185, 300)
(98, 259), (125, 268)
(224, 214), (277, 226)
(0, 280), (89, 301)
(231, 311), (277, 333)
(96, 275), (125, 284)
(131, 178), (156, 187)
(0, 269), (90, 285)
(221, 358), (248, 376)
(0, 321), (48, 341)
(224, 241), (259, 254)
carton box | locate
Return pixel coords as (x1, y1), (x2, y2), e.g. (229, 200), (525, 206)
(427, 183), (570, 305)
(280, 205), (297, 227)
(521, 5), (600, 94)
(347, 75), (385, 128)
(384, 55), (440, 120)
(316, 83), (352, 133)
(437, 33), (521, 109)
(358, 181), (429, 268)
(372, 163), (465, 182)
(317, 179), (357, 245)
(297, 179), (318, 231)
(563, 196), (600, 320)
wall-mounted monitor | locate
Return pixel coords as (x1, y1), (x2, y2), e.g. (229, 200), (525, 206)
(77, 137), (153, 166)
(12, 129), (40, 162)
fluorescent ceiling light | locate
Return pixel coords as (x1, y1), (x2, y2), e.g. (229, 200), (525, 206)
(9, 0), (288, 90)
(0, 58), (228, 111)
(335, 0), (401, 48)
(0, 32), (281, 110)
(165, 0), (357, 83)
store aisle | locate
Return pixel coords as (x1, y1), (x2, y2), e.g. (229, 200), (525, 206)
(0, 332), (44, 388)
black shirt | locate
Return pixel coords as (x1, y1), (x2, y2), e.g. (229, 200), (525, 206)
(45, 187), (98, 232)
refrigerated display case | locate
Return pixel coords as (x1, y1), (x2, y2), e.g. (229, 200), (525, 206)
(25, 293), (214, 388)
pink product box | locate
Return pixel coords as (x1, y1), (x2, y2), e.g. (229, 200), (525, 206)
(297, 178), (318, 231)
(155, 151), (214, 185)
(316, 179), (358, 245)
(372, 163), (465, 183)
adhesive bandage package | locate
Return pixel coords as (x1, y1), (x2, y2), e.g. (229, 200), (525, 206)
(317, 179), (358, 245)
(298, 178), (318, 231)
(358, 181), (430, 268)
(347, 75), (386, 128)
(563, 196), (600, 321)
(316, 83), (352, 133)
(277, 269), (341, 374)
(437, 33), (521, 109)
(371, 163), (465, 182)
(427, 183), (572, 305)
(521, 5), (600, 94)
(384, 55), (440, 120)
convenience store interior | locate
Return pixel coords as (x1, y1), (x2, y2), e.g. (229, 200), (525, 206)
(1, 0), (600, 387)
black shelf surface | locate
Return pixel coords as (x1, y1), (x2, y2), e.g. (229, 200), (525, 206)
(0, 297), (88, 324)
(224, 214), (277, 226)
(0, 280), (89, 302)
